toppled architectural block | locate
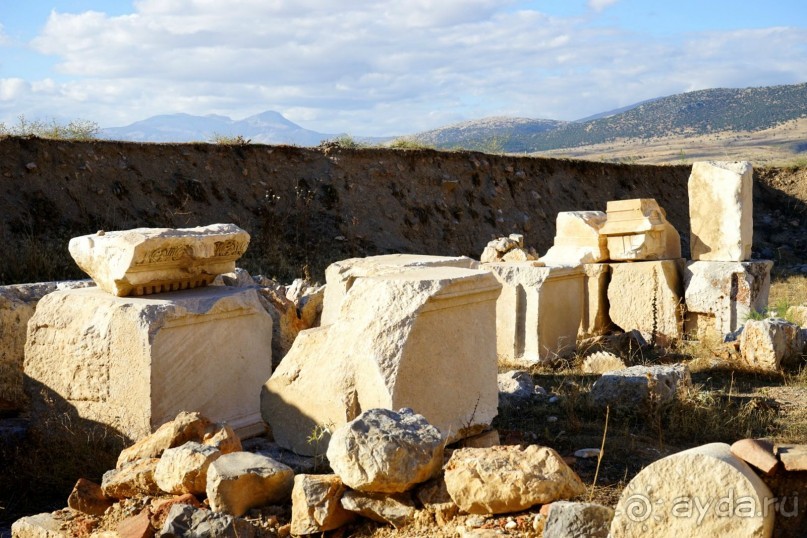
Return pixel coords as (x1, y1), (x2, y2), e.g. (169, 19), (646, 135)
(321, 254), (478, 325)
(485, 262), (584, 363)
(599, 199), (680, 261)
(590, 364), (691, 408)
(609, 443), (774, 537)
(68, 224), (250, 296)
(0, 280), (93, 408)
(684, 260), (773, 336)
(262, 266), (500, 455)
(25, 286), (272, 441)
(581, 263), (612, 337)
(540, 211), (608, 265)
(740, 318), (803, 371)
(689, 161), (753, 261)
(608, 259), (685, 345)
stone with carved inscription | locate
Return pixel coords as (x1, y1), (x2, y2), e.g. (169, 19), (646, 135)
(68, 224), (250, 297)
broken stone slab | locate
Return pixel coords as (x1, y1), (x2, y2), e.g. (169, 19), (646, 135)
(290, 474), (355, 535)
(320, 253), (479, 325)
(0, 280), (93, 409)
(159, 503), (257, 537)
(590, 364), (692, 408)
(608, 259), (685, 345)
(443, 445), (586, 515)
(25, 286), (272, 442)
(67, 478), (114, 517)
(68, 224), (250, 297)
(581, 351), (626, 374)
(776, 444), (807, 471)
(540, 211), (608, 266)
(484, 262), (584, 363)
(740, 318), (804, 371)
(599, 199), (681, 261)
(341, 490), (417, 529)
(542, 501), (614, 538)
(102, 458), (162, 499)
(262, 266), (500, 455)
(731, 439), (779, 475)
(688, 161), (753, 262)
(154, 441), (221, 495)
(609, 443), (774, 537)
(326, 408), (443, 493)
(206, 451), (294, 516)
(581, 263), (612, 337)
(684, 260), (773, 336)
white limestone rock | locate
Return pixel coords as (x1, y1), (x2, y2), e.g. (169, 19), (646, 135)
(609, 443), (773, 537)
(590, 364), (691, 408)
(540, 211), (608, 266)
(543, 501), (614, 538)
(326, 408), (443, 493)
(599, 199), (680, 261)
(581, 351), (626, 374)
(581, 263), (612, 337)
(11, 513), (69, 538)
(340, 490), (417, 529)
(206, 451), (294, 516)
(498, 370), (545, 405)
(740, 318), (804, 370)
(154, 441), (221, 495)
(290, 474), (355, 535)
(688, 161), (753, 262)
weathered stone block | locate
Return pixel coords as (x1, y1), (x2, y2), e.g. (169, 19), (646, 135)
(581, 263), (612, 337)
(684, 260), (772, 336)
(599, 199), (680, 261)
(689, 161), (753, 261)
(590, 364), (691, 408)
(741, 318), (803, 371)
(608, 259), (685, 345)
(206, 452), (294, 516)
(291, 474), (354, 535)
(484, 262), (584, 363)
(261, 266), (500, 455)
(540, 211), (608, 265)
(542, 501), (614, 538)
(25, 286), (272, 441)
(154, 441), (221, 495)
(610, 443), (774, 537)
(320, 254), (478, 325)
(68, 224), (250, 296)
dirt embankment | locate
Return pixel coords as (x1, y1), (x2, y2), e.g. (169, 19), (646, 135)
(0, 137), (805, 284)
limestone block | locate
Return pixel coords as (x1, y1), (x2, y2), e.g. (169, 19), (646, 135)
(206, 451), (294, 516)
(590, 364), (691, 408)
(689, 161), (753, 261)
(68, 224), (250, 297)
(581, 263), (612, 337)
(599, 199), (680, 261)
(340, 490), (417, 529)
(608, 259), (685, 345)
(154, 441), (221, 495)
(684, 260), (772, 336)
(102, 458), (162, 499)
(25, 286), (272, 441)
(11, 513), (69, 538)
(542, 501), (614, 538)
(443, 445), (585, 514)
(540, 211), (608, 265)
(67, 478), (114, 517)
(326, 408), (443, 493)
(262, 267), (500, 455)
(117, 411), (212, 467)
(0, 280), (93, 408)
(159, 504), (257, 538)
(290, 474), (354, 535)
(740, 318), (803, 370)
(321, 254), (478, 325)
(609, 443), (774, 537)
(484, 262), (584, 363)
(731, 439), (778, 475)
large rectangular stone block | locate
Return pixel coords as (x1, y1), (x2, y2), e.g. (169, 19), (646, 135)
(485, 262), (584, 363)
(540, 211), (608, 265)
(608, 259), (685, 345)
(684, 260), (772, 336)
(599, 199), (681, 261)
(24, 286), (272, 440)
(688, 161), (753, 261)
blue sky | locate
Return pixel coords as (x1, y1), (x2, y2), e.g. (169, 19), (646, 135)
(0, 0), (805, 136)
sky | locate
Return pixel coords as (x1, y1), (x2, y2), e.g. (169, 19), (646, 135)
(0, 0), (805, 136)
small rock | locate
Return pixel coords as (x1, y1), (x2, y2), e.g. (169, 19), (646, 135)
(151, 494), (204, 531)
(740, 318), (803, 370)
(730, 439), (778, 474)
(777, 444), (807, 471)
(547, 416), (558, 423)
(246, 438), (321, 474)
(206, 451), (294, 516)
(154, 442), (221, 495)
(504, 518), (518, 530)
(67, 478), (114, 517)
(118, 412), (212, 467)
(416, 477), (459, 526)
(117, 509), (154, 538)
(590, 364), (691, 408)
(326, 408), (443, 493)
(102, 458), (162, 499)
(11, 512), (69, 537)
(498, 370), (542, 405)
(581, 351), (626, 374)
(341, 490), (417, 529)
(464, 515), (488, 528)
(290, 474), (354, 535)
(574, 448), (601, 459)
(453, 429), (500, 449)
(542, 501), (614, 538)
(159, 503), (257, 537)
(202, 422), (242, 454)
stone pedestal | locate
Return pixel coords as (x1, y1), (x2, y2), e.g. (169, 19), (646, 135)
(608, 259), (685, 345)
(321, 254), (478, 325)
(262, 267), (501, 455)
(485, 262), (584, 363)
(25, 287), (272, 440)
(684, 260), (772, 336)
(581, 264), (612, 337)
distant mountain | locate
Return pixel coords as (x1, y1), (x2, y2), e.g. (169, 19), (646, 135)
(409, 117), (567, 153)
(101, 111), (334, 145)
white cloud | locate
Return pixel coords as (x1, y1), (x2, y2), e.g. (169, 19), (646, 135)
(588, 0), (619, 12)
(1, 1), (803, 135)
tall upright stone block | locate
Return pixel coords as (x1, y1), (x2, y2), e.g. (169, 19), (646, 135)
(688, 161), (753, 261)
(485, 262), (584, 363)
(540, 211), (608, 266)
(684, 260), (772, 336)
(262, 267), (501, 455)
(608, 259), (685, 345)
(320, 254), (478, 325)
(25, 286), (272, 440)
(581, 264), (612, 337)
